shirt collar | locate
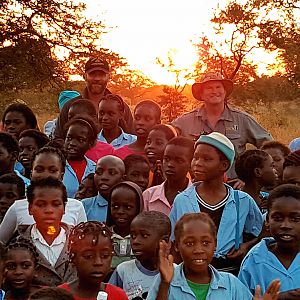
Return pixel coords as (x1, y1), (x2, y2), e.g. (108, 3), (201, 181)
(195, 104), (233, 122)
(149, 181), (167, 203)
(95, 193), (108, 207)
(31, 224), (66, 247)
(98, 128), (131, 143)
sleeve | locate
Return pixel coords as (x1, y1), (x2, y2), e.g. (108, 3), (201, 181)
(142, 190), (150, 211)
(77, 201), (87, 223)
(244, 196), (263, 236)
(109, 268), (124, 288)
(169, 196), (180, 241)
(0, 203), (18, 244)
(231, 275), (253, 299)
(238, 258), (256, 295)
(146, 275), (162, 300)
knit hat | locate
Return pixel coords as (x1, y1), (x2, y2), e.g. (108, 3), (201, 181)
(58, 90), (80, 110)
(195, 132), (235, 167)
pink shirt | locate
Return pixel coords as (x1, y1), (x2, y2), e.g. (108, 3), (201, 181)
(86, 141), (114, 163)
(143, 180), (192, 216)
(113, 145), (145, 160)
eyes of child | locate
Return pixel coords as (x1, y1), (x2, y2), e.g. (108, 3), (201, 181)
(82, 253), (111, 260)
(130, 233), (149, 239)
(184, 240), (212, 247)
(5, 261), (33, 270)
(270, 214), (300, 223)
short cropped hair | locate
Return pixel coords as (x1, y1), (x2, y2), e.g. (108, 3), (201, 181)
(124, 154), (150, 172)
(134, 100), (161, 121)
(284, 150), (300, 168)
(99, 94), (125, 112)
(29, 287), (75, 300)
(149, 124), (176, 141)
(27, 177), (67, 206)
(19, 129), (50, 149)
(0, 132), (19, 154)
(69, 99), (97, 118)
(261, 141), (290, 157)
(0, 173), (26, 198)
(166, 137), (195, 161)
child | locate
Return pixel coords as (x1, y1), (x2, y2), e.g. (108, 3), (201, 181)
(123, 154), (150, 192)
(239, 184), (300, 297)
(147, 212), (280, 300)
(114, 100), (161, 160)
(261, 141), (290, 186)
(63, 117), (96, 198)
(2, 103), (38, 139)
(282, 150), (300, 186)
(145, 124), (176, 187)
(0, 147), (86, 245)
(98, 94), (137, 149)
(0, 173), (25, 222)
(0, 133), (30, 187)
(67, 99), (114, 163)
(2, 237), (41, 300)
(19, 177), (76, 286)
(75, 173), (97, 200)
(29, 287), (75, 300)
(143, 137), (194, 216)
(0, 242), (5, 300)
(59, 221), (128, 300)
(18, 129), (50, 178)
(169, 132), (263, 274)
(235, 150), (278, 213)
(82, 155), (125, 222)
(109, 181), (143, 269)
(109, 211), (171, 299)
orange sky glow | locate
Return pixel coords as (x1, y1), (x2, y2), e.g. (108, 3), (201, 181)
(82, 0), (282, 85)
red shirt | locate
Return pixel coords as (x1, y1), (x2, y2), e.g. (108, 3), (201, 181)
(59, 282), (128, 300)
(68, 160), (87, 182)
(86, 141), (114, 163)
(113, 145), (145, 160)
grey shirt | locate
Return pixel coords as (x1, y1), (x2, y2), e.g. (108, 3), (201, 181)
(172, 104), (272, 178)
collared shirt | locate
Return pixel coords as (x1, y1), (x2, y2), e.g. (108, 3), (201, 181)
(63, 156), (96, 198)
(98, 128), (137, 149)
(239, 237), (300, 294)
(0, 290), (5, 300)
(0, 198), (86, 244)
(172, 104), (272, 178)
(31, 225), (66, 266)
(82, 193), (108, 222)
(14, 170), (30, 187)
(143, 180), (192, 216)
(169, 183), (263, 257)
(146, 263), (252, 300)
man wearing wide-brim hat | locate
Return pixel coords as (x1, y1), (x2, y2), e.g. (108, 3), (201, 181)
(172, 71), (272, 179)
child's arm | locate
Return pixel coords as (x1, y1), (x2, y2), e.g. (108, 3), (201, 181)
(253, 280), (280, 300)
(277, 289), (300, 300)
(227, 237), (258, 261)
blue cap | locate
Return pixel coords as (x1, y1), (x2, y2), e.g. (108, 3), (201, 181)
(58, 90), (80, 110)
(289, 137), (300, 152)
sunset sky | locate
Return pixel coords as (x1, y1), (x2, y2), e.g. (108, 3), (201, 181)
(83, 0), (279, 84)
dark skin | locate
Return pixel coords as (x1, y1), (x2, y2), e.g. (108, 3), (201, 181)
(0, 143), (17, 176)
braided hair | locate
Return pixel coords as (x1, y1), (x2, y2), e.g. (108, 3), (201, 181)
(68, 221), (113, 261)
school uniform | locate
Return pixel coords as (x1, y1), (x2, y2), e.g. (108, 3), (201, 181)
(63, 156), (96, 198)
(169, 183), (263, 258)
(239, 237), (300, 294)
(146, 263), (252, 300)
(14, 170), (30, 187)
(82, 193), (108, 222)
(0, 290), (4, 300)
(18, 223), (76, 286)
(98, 128), (137, 149)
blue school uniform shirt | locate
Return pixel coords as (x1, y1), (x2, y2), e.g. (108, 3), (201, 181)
(14, 170), (30, 188)
(82, 193), (108, 222)
(146, 263), (252, 300)
(0, 289), (4, 300)
(63, 157), (96, 198)
(169, 183), (263, 258)
(239, 237), (300, 294)
(98, 128), (137, 149)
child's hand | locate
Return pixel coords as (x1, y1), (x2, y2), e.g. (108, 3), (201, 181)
(158, 240), (174, 284)
(226, 243), (249, 260)
(253, 280), (280, 300)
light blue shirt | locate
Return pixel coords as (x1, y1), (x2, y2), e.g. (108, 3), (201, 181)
(14, 161), (25, 174)
(98, 128), (137, 149)
(239, 237), (300, 294)
(0, 289), (5, 300)
(169, 183), (263, 257)
(63, 156), (96, 198)
(147, 263), (252, 300)
(14, 170), (30, 188)
(82, 193), (108, 222)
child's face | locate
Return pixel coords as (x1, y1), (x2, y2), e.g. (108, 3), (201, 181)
(65, 124), (93, 161)
(75, 177), (96, 200)
(31, 153), (64, 181)
(283, 166), (300, 186)
(3, 111), (29, 139)
(19, 137), (39, 170)
(268, 196), (300, 251)
(260, 155), (278, 186)
(191, 144), (227, 182)
(73, 234), (113, 285)
(134, 106), (159, 138)
(111, 187), (139, 228)
(176, 219), (216, 275)
(28, 187), (65, 232)
(130, 217), (161, 264)
(125, 162), (150, 192)
(98, 100), (122, 130)
(264, 148), (285, 179)
(0, 183), (19, 218)
(94, 160), (123, 196)
(0, 142), (15, 175)
(163, 144), (191, 181)
(145, 130), (168, 164)
(4, 248), (35, 290)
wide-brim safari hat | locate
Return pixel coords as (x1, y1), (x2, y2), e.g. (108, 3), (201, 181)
(192, 72), (234, 100)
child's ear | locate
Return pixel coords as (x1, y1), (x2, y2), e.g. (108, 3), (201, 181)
(254, 167), (262, 178)
(160, 235), (170, 243)
(83, 73), (87, 81)
(10, 151), (18, 162)
(122, 174), (127, 180)
(28, 203), (33, 215)
(221, 160), (229, 172)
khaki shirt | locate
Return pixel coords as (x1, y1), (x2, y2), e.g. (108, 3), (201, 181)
(172, 105), (272, 178)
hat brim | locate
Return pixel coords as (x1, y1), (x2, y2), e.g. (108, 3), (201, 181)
(86, 67), (109, 74)
(192, 79), (233, 101)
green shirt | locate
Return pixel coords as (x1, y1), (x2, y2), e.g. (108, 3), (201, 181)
(187, 279), (210, 300)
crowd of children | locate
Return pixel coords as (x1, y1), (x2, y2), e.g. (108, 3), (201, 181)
(1, 63), (300, 300)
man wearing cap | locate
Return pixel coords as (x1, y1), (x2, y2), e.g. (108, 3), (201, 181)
(172, 71), (272, 179)
(54, 57), (134, 138)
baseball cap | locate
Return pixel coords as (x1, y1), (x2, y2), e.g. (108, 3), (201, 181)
(85, 57), (110, 74)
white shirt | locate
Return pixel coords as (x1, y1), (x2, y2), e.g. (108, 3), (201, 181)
(0, 198), (86, 244)
(31, 224), (66, 266)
